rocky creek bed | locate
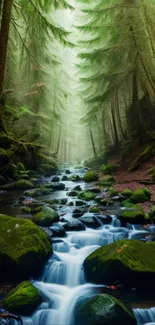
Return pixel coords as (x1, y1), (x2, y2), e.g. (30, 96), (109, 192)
(1, 166), (155, 325)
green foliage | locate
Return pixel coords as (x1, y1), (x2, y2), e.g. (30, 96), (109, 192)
(130, 188), (151, 203)
(78, 190), (96, 201)
(101, 164), (117, 175)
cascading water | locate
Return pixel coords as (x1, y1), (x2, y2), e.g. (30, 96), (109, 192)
(21, 168), (155, 325)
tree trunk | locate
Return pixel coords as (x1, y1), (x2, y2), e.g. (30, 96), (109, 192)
(0, 0), (13, 96)
(89, 127), (97, 157)
(111, 100), (119, 146)
(0, 0), (3, 14)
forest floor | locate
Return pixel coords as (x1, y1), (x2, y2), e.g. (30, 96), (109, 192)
(110, 156), (155, 213)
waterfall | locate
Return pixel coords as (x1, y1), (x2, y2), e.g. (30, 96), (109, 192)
(134, 307), (155, 325)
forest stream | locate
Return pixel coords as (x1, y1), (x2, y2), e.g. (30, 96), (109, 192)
(1, 167), (155, 325)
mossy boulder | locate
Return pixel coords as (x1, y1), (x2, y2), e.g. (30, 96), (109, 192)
(76, 294), (136, 325)
(25, 186), (52, 197)
(15, 179), (34, 189)
(120, 206), (145, 224)
(130, 188), (151, 203)
(32, 206), (59, 227)
(2, 281), (42, 315)
(121, 189), (134, 198)
(78, 191), (96, 201)
(83, 171), (99, 182)
(101, 164), (118, 175)
(109, 188), (118, 197)
(0, 214), (52, 280)
(84, 239), (155, 289)
(69, 175), (81, 181)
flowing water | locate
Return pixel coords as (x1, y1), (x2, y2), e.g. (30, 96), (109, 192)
(5, 167), (155, 325)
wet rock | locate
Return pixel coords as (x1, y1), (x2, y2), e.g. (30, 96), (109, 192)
(67, 201), (74, 206)
(62, 175), (69, 181)
(50, 224), (66, 237)
(79, 213), (100, 229)
(67, 191), (78, 197)
(75, 294), (136, 325)
(73, 185), (82, 191)
(89, 187), (101, 193)
(60, 198), (68, 205)
(75, 200), (86, 206)
(0, 214), (52, 280)
(146, 225), (155, 232)
(64, 220), (86, 231)
(84, 239), (155, 289)
(24, 187), (52, 197)
(50, 183), (65, 191)
(2, 281), (42, 315)
(32, 205), (59, 227)
(39, 226), (53, 241)
(0, 310), (23, 325)
(60, 217), (68, 222)
(52, 176), (60, 182)
(73, 207), (87, 219)
(120, 206), (146, 225)
(98, 215), (113, 225)
(131, 231), (155, 242)
(66, 170), (71, 174)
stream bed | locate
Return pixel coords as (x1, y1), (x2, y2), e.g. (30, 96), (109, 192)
(1, 167), (155, 325)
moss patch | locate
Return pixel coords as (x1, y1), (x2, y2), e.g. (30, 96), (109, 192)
(32, 205), (59, 226)
(76, 294), (136, 325)
(130, 188), (151, 203)
(2, 281), (42, 315)
(121, 189), (134, 198)
(101, 164), (118, 175)
(78, 191), (96, 201)
(84, 239), (155, 289)
(0, 214), (52, 280)
(83, 171), (99, 182)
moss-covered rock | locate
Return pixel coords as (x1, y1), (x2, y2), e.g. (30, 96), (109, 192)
(78, 191), (96, 201)
(69, 175), (81, 181)
(76, 294), (136, 325)
(130, 188), (151, 203)
(83, 171), (99, 182)
(15, 179), (34, 189)
(25, 186), (52, 197)
(32, 206), (59, 227)
(84, 239), (155, 289)
(120, 206), (145, 224)
(109, 188), (118, 197)
(121, 189), (134, 198)
(0, 214), (52, 280)
(101, 164), (118, 175)
(2, 281), (42, 315)
(89, 205), (100, 213)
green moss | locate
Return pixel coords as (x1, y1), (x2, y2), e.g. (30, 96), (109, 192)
(143, 188), (151, 200)
(15, 179), (34, 189)
(69, 175), (81, 181)
(22, 206), (32, 214)
(2, 281), (42, 315)
(77, 294), (136, 325)
(0, 214), (52, 280)
(109, 188), (118, 197)
(38, 164), (57, 176)
(99, 181), (113, 187)
(17, 162), (25, 172)
(78, 191), (96, 201)
(83, 171), (99, 182)
(152, 167), (155, 182)
(101, 164), (118, 175)
(121, 189), (134, 198)
(25, 187), (52, 197)
(89, 205), (100, 213)
(84, 239), (155, 288)
(130, 189), (151, 203)
(32, 205), (59, 226)
(120, 208), (145, 224)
